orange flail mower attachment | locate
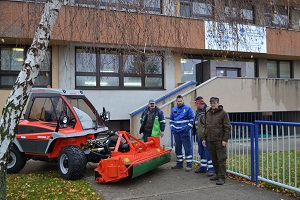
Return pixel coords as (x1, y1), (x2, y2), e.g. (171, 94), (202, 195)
(94, 131), (171, 183)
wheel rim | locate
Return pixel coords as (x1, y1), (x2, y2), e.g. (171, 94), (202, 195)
(59, 154), (69, 174)
(7, 152), (16, 168)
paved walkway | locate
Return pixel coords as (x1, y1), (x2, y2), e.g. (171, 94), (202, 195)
(20, 153), (298, 200)
(84, 152), (298, 200)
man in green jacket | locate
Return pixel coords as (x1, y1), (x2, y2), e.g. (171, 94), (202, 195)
(202, 97), (231, 185)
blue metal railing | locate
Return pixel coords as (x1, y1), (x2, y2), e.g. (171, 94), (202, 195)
(228, 122), (255, 182)
(254, 120), (300, 193)
(189, 120), (300, 194)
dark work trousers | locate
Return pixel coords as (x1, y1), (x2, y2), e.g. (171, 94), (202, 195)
(208, 141), (227, 179)
(143, 132), (151, 142)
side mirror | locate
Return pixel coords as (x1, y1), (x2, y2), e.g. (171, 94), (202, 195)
(101, 107), (110, 122)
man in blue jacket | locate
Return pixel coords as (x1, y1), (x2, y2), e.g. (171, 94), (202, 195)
(170, 95), (194, 172)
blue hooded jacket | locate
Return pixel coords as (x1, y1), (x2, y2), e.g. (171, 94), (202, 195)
(170, 103), (194, 134)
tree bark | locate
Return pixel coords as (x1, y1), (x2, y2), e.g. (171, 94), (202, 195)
(0, 1), (66, 199)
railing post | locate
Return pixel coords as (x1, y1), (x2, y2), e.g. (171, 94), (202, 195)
(250, 123), (255, 182)
(254, 122), (259, 184)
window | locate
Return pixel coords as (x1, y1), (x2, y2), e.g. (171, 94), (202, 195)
(119, 0), (161, 14)
(264, 4), (289, 27)
(82, 0), (162, 14)
(225, 0), (254, 23)
(75, 0), (100, 7)
(75, 48), (164, 89)
(29, 97), (73, 121)
(267, 60), (292, 78)
(180, 0), (213, 19)
(0, 46), (52, 88)
(216, 68), (240, 77)
(141, 0), (161, 14)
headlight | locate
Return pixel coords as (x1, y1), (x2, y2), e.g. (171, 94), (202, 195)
(59, 115), (68, 128)
(62, 116), (68, 124)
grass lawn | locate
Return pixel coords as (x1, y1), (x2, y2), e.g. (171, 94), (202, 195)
(6, 170), (101, 200)
(227, 149), (300, 198)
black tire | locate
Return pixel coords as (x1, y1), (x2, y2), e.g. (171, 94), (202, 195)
(7, 146), (27, 173)
(58, 146), (87, 180)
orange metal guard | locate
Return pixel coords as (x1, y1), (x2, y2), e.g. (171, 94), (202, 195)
(94, 131), (171, 183)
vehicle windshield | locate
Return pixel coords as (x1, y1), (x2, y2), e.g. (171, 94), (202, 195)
(66, 96), (104, 129)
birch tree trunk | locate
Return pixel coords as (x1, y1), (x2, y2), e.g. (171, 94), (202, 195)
(0, 1), (66, 199)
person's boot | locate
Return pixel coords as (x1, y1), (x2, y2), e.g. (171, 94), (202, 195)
(185, 167), (192, 172)
(210, 175), (219, 181)
(207, 168), (215, 177)
(194, 167), (206, 173)
(216, 179), (225, 185)
(207, 172), (215, 177)
(171, 165), (183, 169)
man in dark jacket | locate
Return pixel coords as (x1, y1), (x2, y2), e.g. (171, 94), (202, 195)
(140, 99), (165, 142)
(202, 97), (231, 185)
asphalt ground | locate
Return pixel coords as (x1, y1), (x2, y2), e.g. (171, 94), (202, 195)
(20, 152), (298, 200)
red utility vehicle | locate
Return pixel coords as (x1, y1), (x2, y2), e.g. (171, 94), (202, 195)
(7, 88), (109, 180)
(8, 88), (171, 182)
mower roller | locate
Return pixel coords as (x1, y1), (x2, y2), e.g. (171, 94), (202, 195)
(94, 131), (171, 183)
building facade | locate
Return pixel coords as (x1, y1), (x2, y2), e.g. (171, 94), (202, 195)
(1, 0), (300, 132)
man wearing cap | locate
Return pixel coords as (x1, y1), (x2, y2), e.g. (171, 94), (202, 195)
(202, 97), (231, 185)
(192, 96), (215, 176)
(139, 99), (166, 142)
(170, 95), (194, 172)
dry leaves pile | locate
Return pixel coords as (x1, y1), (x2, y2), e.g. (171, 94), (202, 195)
(6, 170), (101, 200)
(227, 173), (300, 199)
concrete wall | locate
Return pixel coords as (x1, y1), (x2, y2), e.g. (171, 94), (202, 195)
(194, 78), (300, 112)
(157, 77), (300, 146)
(0, 91), (11, 112)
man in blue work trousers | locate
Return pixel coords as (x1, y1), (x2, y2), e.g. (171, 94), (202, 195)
(170, 95), (194, 172)
(192, 96), (215, 176)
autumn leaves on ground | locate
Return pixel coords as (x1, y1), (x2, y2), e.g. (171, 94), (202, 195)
(6, 170), (101, 200)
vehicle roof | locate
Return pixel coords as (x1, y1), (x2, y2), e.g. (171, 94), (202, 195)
(30, 88), (84, 96)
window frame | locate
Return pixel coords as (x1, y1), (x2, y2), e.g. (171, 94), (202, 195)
(75, 47), (164, 90)
(225, 0), (254, 24)
(0, 45), (52, 89)
(74, 0), (162, 14)
(267, 60), (292, 78)
(264, 4), (289, 28)
(180, 0), (213, 19)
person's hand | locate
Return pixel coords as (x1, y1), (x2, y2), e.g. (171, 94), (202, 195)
(202, 140), (206, 147)
(222, 141), (227, 147)
(160, 131), (164, 138)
